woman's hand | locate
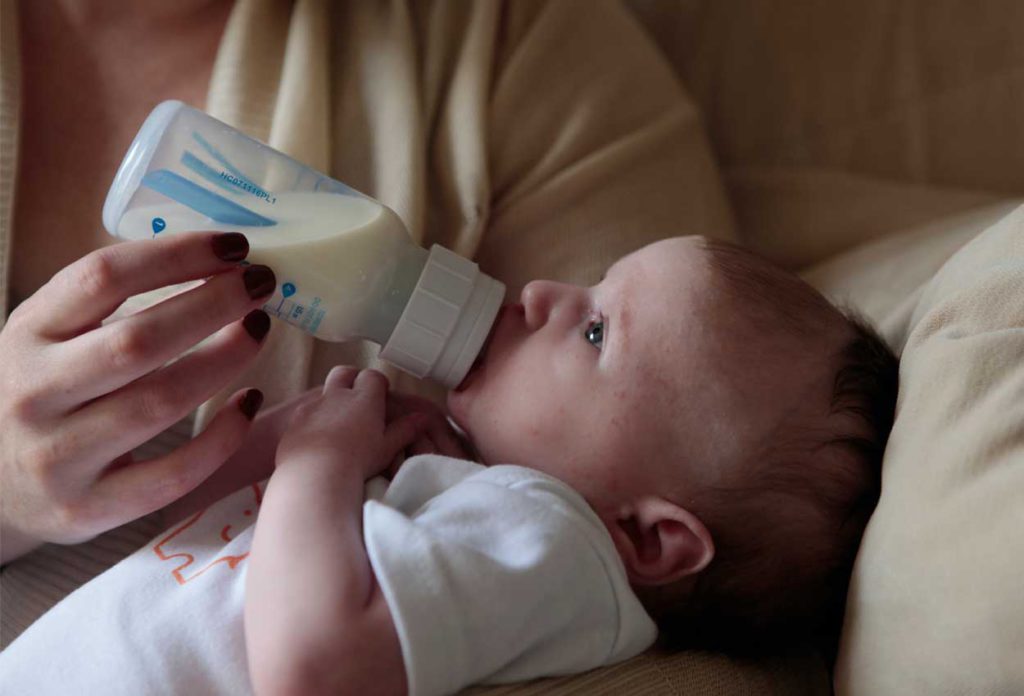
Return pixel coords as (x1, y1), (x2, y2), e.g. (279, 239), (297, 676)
(0, 232), (276, 562)
(276, 367), (429, 481)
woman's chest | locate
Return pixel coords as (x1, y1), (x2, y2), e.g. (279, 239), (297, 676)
(8, 3), (227, 312)
(9, 102), (210, 312)
(9, 173), (117, 312)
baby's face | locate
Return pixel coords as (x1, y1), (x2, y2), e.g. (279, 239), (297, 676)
(446, 236), (800, 515)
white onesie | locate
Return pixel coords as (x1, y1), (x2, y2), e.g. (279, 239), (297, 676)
(0, 455), (658, 695)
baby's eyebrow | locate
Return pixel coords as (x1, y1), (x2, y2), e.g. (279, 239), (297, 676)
(597, 261), (631, 361)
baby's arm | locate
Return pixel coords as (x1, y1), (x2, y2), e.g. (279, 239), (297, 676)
(245, 368), (426, 696)
(245, 442), (405, 696)
(163, 388), (468, 529)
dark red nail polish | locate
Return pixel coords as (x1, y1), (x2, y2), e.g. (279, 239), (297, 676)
(243, 265), (276, 299)
(238, 389), (264, 421)
(212, 233), (249, 262)
(243, 310), (271, 342)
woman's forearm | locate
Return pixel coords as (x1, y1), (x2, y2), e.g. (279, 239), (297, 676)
(245, 457), (373, 695)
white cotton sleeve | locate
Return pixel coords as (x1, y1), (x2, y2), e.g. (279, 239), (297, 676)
(362, 456), (657, 696)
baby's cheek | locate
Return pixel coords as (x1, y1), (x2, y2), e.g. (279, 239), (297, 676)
(520, 401), (575, 453)
(480, 360), (574, 460)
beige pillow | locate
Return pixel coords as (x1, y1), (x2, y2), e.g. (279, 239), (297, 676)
(798, 201), (1022, 333)
(835, 202), (1024, 694)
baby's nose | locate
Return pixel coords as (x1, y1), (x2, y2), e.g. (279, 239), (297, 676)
(521, 280), (559, 329)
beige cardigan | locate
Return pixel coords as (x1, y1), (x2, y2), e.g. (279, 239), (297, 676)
(2, 0), (833, 692)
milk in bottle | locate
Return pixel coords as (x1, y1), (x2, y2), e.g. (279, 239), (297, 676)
(103, 101), (504, 389)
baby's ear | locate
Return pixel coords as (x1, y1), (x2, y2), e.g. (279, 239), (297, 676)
(606, 497), (714, 587)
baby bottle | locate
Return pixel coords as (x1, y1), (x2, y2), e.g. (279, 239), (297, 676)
(102, 100), (505, 389)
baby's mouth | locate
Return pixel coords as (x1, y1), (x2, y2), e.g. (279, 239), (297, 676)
(454, 304), (507, 392)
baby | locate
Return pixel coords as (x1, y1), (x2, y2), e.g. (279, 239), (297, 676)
(0, 235), (899, 696)
(245, 235), (899, 694)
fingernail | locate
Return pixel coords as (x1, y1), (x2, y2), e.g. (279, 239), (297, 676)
(243, 310), (271, 342)
(212, 233), (249, 262)
(238, 389), (264, 421)
(243, 265), (276, 299)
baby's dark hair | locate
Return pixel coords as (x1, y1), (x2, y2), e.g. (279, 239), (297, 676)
(640, 237), (899, 661)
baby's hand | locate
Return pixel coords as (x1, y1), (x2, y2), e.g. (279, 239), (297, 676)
(276, 366), (429, 480)
(386, 391), (474, 471)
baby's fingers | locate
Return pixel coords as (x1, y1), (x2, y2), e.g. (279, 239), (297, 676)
(381, 435), (438, 480)
(353, 368), (389, 401)
(408, 435), (438, 457)
(382, 412), (431, 463)
(425, 420), (470, 459)
(324, 365), (359, 391)
(91, 388), (264, 525)
(386, 391), (443, 420)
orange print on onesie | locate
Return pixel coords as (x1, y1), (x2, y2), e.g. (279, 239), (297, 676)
(152, 482), (265, 586)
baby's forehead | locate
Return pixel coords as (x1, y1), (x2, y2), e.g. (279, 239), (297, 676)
(616, 240), (746, 336)
(620, 236), (710, 275)
(607, 236), (849, 474)
(615, 239), (833, 403)
(614, 239), (720, 307)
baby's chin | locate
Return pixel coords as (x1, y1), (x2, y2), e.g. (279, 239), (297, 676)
(446, 380), (478, 425)
(444, 389), (487, 464)
(445, 386), (463, 421)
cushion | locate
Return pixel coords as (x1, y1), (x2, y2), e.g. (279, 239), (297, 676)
(727, 167), (1008, 271)
(798, 200), (1021, 336)
(831, 202), (1024, 694)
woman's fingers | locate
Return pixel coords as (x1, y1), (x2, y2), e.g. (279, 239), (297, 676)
(60, 314), (270, 473)
(47, 265), (275, 409)
(90, 388), (264, 530)
(24, 232), (253, 339)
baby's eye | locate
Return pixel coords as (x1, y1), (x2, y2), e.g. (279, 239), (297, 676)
(584, 318), (604, 350)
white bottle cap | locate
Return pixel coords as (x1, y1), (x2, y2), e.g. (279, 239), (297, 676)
(380, 245), (505, 388)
